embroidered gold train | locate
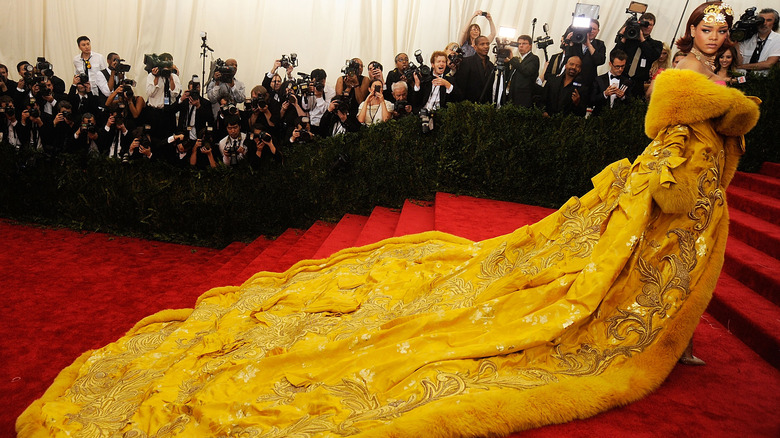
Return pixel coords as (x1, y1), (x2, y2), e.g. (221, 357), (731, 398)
(18, 69), (760, 437)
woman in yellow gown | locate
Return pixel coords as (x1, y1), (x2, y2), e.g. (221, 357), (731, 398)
(18, 3), (760, 437)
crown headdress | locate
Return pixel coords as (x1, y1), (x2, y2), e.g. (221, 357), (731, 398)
(702, 3), (734, 25)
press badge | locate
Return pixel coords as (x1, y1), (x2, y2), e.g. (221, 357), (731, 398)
(164, 96), (170, 105)
(640, 59), (646, 68)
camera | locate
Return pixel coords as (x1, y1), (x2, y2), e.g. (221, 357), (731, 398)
(77, 73), (90, 86)
(36, 57), (54, 78)
(245, 96), (268, 110)
(121, 79), (136, 98)
(214, 58), (234, 83)
(493, 39), (518, 71)
(414, 50), (433, 81)
(252, 130), (273, 143)
(448, 46), (464, 66)
(419, 108), (433, 133)
(144, 53), (174, 77)
(341, 59), (362, 77)
(279, 53), (299, 69)
(221, 103), (239, 116)
(617, 2), (650, 42)
(731, 7), (765, 42)
(29, 107), (40, 119)
(81, 121), (97, 134)
(199, 125), (214, 152)
(115, 59), (131, 73)
(394, 100), (410, 114)
(0, 105), (15, 116)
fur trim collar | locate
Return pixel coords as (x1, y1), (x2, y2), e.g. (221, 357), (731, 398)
(645, 69), (760, 139)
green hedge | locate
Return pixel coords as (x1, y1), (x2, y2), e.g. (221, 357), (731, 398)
(1, 70), (777, 247)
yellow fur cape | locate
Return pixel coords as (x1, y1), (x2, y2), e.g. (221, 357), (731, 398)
(17, 69), (760, 438)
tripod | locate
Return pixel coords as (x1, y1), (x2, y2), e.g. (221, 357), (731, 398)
(199, 32), (214, 84)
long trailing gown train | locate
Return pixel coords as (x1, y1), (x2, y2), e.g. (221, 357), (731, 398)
(18, 69), (760, 437)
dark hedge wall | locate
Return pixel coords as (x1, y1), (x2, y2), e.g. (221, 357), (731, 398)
(1, 70), (777, 247)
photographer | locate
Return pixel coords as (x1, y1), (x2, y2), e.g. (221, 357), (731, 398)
(100, 106), (132, 158)
(385, 53), (411, 102)
(301, 69), (335, 137)
(36, 78), (62, 117)
(507, 35), (541, 108)
(357, 79), (392, 126)
(366, 61), (392, 101)
(335, 58), (370, 112)
(1, 95), (28, 149)
(543, 31), (572, 83)
(218, 117), (248, 166)
(414, 51), (461, 111)
(737, 8), (779, 75)
(50, 101), (77, 155)
(247, 124), (282, 170)
(243, 85), (280, 140)
(127, 126), (157, 161)
(389, 81), (413, 119)
(458, 10), (497, 58)
(69, 112), (102, 155)
(262, 59), (290, 105)
(320, 95), (360, 137)
(563, 19), (606, 88)
(145, 54), (182, 140)
(72, 36), (111, 100)
(105, 81), (145, 129)
(0, 64), (12, 97)
(207, 58), (246, 117)
(67, 72), (100, 117)
(176, 78), (214, 141)
(288, 116), (315, 145)
(20, 97), (52, 152)
(614, 12), (662, 98)
(280, 83), (307, 132)
(188, 127), (218, 169)
(542, 55), (589, 117)
(455, 36), (494, 103)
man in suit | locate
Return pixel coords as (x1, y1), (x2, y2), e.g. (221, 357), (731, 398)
(414, 51), (463, 112)
(613, 12), (663, 98)
(542, 55), (588, 117)
(507, 35), (540, 108)
(455, 36), (494, 103)
(591, 49), (631, 116)
(564, 19), (607, 88)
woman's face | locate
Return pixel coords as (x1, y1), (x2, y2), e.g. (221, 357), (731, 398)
(658, 50), (669, 63)
(691, 22), (729, 56)
(270, 75), (282, 91)
(719, 50), (733, 69)
(672, 54), (685, 67)
(469, 25), (481, 40)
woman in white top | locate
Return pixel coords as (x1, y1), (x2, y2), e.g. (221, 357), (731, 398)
(357, 79), (392, 126)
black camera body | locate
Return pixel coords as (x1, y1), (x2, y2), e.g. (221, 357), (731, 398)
(115, 59), (131, 73)
(214, 58), (234, 83)
(246, 96), (268, 110)
(332, 96), (352, 113)
(199, 126), (214, 152)
(280, 53), (299, 69)
(394, 100), (409, 114)
(448, 46), (464, 66)
(414, 50), (433, 82)
(82, 121), (97, 134)
(618, 12), (650, 42)
(144, 54), (174, 77)
(341, 59), (361, 77)
(36, 57), (54, 78)
(731, 7), (765, 42)
(121, 79), (136, 98)
(77, 73), (90, 86)
(419, 108), (433, 133)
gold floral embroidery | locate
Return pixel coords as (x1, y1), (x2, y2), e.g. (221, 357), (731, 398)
(689, 150), (724, 232)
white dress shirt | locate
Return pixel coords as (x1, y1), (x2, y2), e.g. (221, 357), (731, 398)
(73, 52), (110, 96)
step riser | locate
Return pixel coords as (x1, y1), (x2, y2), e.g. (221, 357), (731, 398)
(707, 297), (780, 369)
(723, 252), (780, 307)
(729, 220), (780, 260)
(727, 193), (780, 227)
(760, 162), (780, 179)
(731, 173), (780, 199)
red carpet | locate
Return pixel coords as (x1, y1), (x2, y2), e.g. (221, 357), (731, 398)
(2, 168), (780, 437)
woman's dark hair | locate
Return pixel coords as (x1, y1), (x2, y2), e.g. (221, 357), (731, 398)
(676, 2), (734, 52)
(714, 45), (739, 74)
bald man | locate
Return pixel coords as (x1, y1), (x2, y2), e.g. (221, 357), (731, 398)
(207, 58), (246, 117)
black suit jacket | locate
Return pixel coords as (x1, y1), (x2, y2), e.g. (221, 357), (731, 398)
(543, 51), (567, 83)
(455, 54), (494, 103)
(176, 97), (214, 133)
(614, 36), (663, 96)
(507, 53), (541, 107)
(591, 72), (632, 115)
(542, 75), (589, 117)
(414, 76), (462, 111)
(565, 39), (607, 86)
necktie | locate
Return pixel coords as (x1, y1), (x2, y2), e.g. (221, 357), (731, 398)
(113, 131), (121, 157)
(628, 46), (642, 77)
(750, 38), (767, 64)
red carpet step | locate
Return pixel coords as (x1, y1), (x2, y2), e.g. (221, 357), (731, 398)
(354, 206), (401, 246)
(760, 161), (780, 179)
(434, 192), (555, 241)
(723, 237), (780, 307)
(728, 208), (780, 260)
(731, 171), (780, 199)
(393, 199), (434, 236)
(253, 221), (336, 275)
(727, 185), (780, 227)
(198, 235), (273, 290)
(312, 214), (369, 259)
(235, 228), (305, 279)
(708, 273), (780, 369)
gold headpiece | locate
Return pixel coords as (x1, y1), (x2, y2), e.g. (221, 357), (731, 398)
(702, 3), (734, 25)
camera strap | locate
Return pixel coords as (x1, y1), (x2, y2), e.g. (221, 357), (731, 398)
(163, 78), (171, 106)
(628, 47), (642, 77)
